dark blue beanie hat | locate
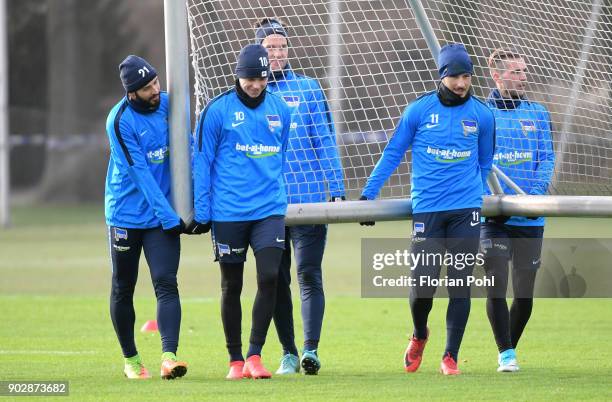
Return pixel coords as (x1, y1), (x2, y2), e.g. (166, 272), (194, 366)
(119, 55), (158, 92)
(235, 44), (270, 79)
(438, 44), (473, 79)
(255, 18), (288, 44)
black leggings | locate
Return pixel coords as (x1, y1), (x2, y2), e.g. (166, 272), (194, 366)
(109, 227), (181, 357)
(484, 256), (537, 352)
(220, 247), (283, 360)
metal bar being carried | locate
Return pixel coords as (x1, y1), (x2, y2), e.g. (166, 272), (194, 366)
(285, 196), (612, 225)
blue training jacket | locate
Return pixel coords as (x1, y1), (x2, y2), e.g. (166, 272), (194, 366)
(192, 88), (292, 222)
(486, 89), (555, 226)
(105, 92), (180, 229)
(267, 68), (345, 203)
(362, 91), (496, 214)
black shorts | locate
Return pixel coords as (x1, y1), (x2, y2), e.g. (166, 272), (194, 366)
(480, 222), (544, 270)
(409, 208), (482, 298)
(211, 215), (285, 263)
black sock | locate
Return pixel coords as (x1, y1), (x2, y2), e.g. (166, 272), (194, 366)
(220, 262), (244, 362)
(484, 256), (512, 352)
(229, 349), (244, 362)
(109, 232), (140, 359)
(510, 298), (533, 348)
(304, 340), (319, 351)
(274, 238), (299, 357)
(409, 296), (433, 340)
(510, 269), (537, 349)
(487, 298), (512, 352)
(247, 343), (263, 358)
(247, 247), (283, 358)
(444, 298), (471, 361)
(409, 264), (439, 340)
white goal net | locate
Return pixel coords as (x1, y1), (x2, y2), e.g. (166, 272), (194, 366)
(187, 0), (612, 200)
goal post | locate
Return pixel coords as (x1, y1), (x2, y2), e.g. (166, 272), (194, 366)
(164, 0), (193, 223)
(0, 0), (9, 228)
(169, 0), (612, 224)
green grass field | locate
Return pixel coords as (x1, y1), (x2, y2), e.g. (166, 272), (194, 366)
(1, 205), (611, 401)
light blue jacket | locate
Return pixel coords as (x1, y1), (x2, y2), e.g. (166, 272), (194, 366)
(362, 91), (495, 214)
(486, 89), (555, 226)
(105, 92), (180, 229)
(193, 88), (292, 222)
(267, 68), (345, 203)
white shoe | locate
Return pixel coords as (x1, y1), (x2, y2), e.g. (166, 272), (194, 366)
(497, 349), (520, 372)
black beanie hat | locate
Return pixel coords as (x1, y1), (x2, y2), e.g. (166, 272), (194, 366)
(255, 18), (288, 44)
(235, 44), (270, 79)
(438, 43), (473, 79)
(119, 55), (158, 93)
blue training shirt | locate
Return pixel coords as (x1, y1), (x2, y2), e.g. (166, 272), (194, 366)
(105, 92), (180, 229)
(486, 89), (555, 226)
(192, 88), (292, 222)
(267, 68), (345, 203)
(362, 91), (495, 214)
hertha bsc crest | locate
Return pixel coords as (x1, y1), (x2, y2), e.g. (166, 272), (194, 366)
(266, 115), (281, 133)
(461, 120), (478, 136)
(519, 120), (536, 136)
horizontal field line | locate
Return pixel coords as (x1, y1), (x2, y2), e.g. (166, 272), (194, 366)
(0, 350), (98, 355)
